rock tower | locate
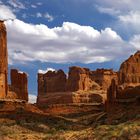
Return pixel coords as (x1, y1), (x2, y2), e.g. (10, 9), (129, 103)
(0, 21), (8, 98)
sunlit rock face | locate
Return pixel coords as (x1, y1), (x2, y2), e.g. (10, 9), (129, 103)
(66, 66), (95, 92)
(91, 68), (118, 90)
(119, 51), (140, 86)
(117, 51), (140, 99)
(37, 66), (118, 105)
(0, 21), (8, 98)
(107, 51), (140, 105)
(0, 21), (28, 101)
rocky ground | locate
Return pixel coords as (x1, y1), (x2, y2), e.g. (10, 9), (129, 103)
(0, 100), (139, 140)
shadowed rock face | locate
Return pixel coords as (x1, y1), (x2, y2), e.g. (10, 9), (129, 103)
(118, 86), (140, 99)
(38, 69), (67, 95)
(8, 69), (28, 101)
(107, 79), (117, 103)
(0, 21), (8, 98)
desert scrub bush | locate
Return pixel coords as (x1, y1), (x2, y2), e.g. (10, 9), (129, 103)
(46, 127), (57, 135)
(16, 119), (26, 125)
(16, 107), (24, 114)
(43, 134), (65, 140)
(0, 126), (15, 136)
(55, 120), (68, 131)
(135, 114), (140, 119)
(118, 122), (140, 139)
(94, 121), (140, 140)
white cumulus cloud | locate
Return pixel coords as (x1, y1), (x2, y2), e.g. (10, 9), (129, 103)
(5, 19), (134, 65)
(0, 5), (16, 20)
(29, 94), (37, 104)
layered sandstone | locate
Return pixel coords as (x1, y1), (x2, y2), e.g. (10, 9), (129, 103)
(107, 51), (140, 104)
(119, 51), (140, 86)
(118, 51), (140, 99)
(38, 69), (66, 95)
(8, 69), (28, 101)
(37, 91), (105, 106)
(66, 66), (99, 91)
(91, 69), (118, 90)
(37, 67), (113, 105)
(0, 21), (8, 98)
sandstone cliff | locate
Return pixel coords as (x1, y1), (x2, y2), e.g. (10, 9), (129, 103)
(91, 69), (118, 90)
(7, 69), (28, 101)
(37, 66), (117, 105)
(107, 51), (140, 104)
(119, 51), (140, 86)
(38, 69), (66, 95)
(66, 66), (99, 91)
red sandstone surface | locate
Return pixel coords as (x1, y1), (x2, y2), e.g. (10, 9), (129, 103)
(37, 66), (117, 105)
(0, 21), (8, 98)
(107, 51), (140, 106)
(0, 21), (28, 101)
(8, 69), (28, 101)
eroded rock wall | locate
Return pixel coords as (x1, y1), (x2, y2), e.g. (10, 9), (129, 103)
(38, 70), (67, 95)
(8, 69), (28, 101)
(91, 69), (118, 90)
(66, 66), (97, 91)
(107, 51), (140, 105)
(119, 51), (140, 86)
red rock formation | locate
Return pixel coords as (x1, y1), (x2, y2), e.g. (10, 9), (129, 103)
(37, 91), (105, 106)
(37, 66), (102, 105)
(8, 69), (28, 101)
(0, 21), (8, 98)
(0, 21), (29, 101)
(66, 66), (98, 91)
(106, 51), (140, 105)
(117, 86), (140, 99)
(91, 69), (118, 90)
(107, 79), (117, 103)
(119, 51), (140, 86)
(38, 69), (66, 95)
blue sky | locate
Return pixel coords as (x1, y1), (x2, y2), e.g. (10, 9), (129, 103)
(0, 0), (140, 101)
